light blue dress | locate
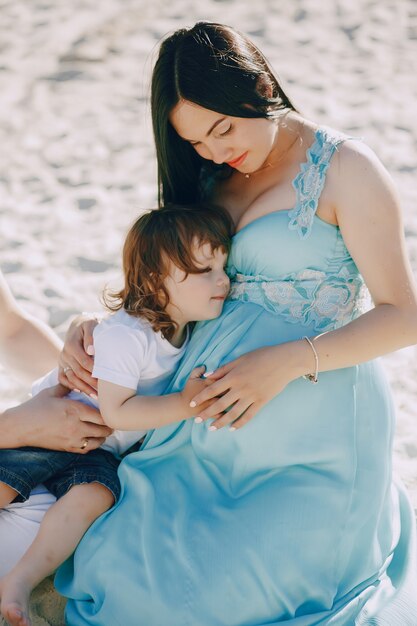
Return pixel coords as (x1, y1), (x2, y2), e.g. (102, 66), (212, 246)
(57, 128), (417, 625)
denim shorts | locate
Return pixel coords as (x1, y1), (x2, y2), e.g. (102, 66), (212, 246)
(0, 446), (121, 503)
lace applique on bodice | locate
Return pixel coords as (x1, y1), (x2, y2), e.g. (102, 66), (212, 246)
(228, 128), (371, 332)
(228, 263), (369, 333)
(288, 128), (347, 240)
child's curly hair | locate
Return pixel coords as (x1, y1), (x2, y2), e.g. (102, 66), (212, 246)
(103, 203), (233, 340)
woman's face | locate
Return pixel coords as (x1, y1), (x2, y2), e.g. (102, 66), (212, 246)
(169, 100), (278, 175)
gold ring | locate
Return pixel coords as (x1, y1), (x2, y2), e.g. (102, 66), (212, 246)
(80, 439), (89, 450)
(63, 366), (72, 374)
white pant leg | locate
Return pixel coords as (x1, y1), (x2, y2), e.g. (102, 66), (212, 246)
(0, 485), (55, 576)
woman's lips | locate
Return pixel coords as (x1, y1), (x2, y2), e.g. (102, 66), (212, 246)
(226, 151), (248, 168)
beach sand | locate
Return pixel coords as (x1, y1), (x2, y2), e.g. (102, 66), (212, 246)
(0, 0), (416, 623)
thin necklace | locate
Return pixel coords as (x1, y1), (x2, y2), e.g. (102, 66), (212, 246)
(243, 131), (301, 179)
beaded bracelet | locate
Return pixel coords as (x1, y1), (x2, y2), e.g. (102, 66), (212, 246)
(302, 336), (319, 384)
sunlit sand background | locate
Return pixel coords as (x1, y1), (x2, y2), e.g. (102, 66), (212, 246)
(0, 0), (416, 623)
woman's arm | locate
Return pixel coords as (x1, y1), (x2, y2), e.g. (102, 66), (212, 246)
(0, 271), (62, 382)
(313, 141), (417, 361)
(0, 272), (112, 450)
(190, 141), (417, 429)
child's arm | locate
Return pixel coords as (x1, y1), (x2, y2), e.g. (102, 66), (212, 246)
(98, 371), (209, 431)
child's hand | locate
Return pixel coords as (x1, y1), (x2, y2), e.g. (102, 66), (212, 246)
(180, 367), (219, 418)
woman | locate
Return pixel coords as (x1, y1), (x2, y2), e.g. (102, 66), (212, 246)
(57, 22), (417, 624)
(0, 271), (110, 577)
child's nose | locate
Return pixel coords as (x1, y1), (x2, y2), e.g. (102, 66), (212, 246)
(218, 272), (229, 286)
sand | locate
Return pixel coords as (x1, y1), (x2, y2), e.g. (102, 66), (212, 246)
(0, 0), (416, 623)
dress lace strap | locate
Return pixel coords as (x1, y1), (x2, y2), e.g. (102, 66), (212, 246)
(288, 127), (350, 240)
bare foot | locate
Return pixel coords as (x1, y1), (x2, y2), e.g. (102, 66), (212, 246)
(0, 575), (32, 626)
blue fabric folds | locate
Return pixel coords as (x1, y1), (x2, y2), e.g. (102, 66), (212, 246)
(57, 128), (417, 625)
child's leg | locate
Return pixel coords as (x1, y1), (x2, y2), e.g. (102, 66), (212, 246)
(0, 482), (114, 626)
(0, 482), (19, 508)
(0, 447), (74, 512)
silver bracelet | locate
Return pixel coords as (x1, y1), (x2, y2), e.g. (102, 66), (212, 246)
(302, 336), (319, 384)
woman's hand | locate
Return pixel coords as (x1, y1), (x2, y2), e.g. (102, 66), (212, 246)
(2, 384), (113, 453)
(190, 343), (307, 430)
(58, 314), (99, 396)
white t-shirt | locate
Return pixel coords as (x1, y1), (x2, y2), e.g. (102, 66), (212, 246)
(33, 310), (188, 456)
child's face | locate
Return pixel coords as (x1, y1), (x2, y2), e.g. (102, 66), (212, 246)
(164, 242), (230, 326)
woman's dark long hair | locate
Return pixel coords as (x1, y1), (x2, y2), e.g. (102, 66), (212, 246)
(151, 21), (298, 206)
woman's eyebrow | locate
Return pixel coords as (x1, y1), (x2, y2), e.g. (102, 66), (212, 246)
(205, 117), (227, 137)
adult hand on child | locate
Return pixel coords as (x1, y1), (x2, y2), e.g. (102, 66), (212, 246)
(58, 313), (99, 396)
(2, 384), (112, 454)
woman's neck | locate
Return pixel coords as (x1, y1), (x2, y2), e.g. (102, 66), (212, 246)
(257, 113), (306, 174)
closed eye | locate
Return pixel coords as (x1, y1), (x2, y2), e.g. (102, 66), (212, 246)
(219, 124), (232, 137)
(188, 124), (232, 146)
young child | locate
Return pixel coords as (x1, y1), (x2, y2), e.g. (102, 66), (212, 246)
(0, 203), (232, 626)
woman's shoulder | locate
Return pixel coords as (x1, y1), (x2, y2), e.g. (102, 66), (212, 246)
(325, 131), (392, 193)
(307, 119), (383, 171)
(295, 121), (394, 227)
(323, 130), (399, 227)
